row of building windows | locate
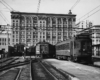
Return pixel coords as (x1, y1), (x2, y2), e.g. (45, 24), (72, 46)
(0, 38), (6, 41)
(12, 19), (72, 27)
(0, 43), (6, 45)
(12, 24), (70, 28)
(92, 39), (100, 45)
(0, 38), (7, 45)
(12, 26), (70, 32)
(12, 33), (68, 38)
(13, 31), (68, 34)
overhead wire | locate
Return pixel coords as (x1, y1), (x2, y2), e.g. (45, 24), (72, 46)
(0, 13), (8, 24)
(70, 0), (80, 11)
(80, 8), (100, 22)
(75, 8), (100, 34)
(0, 0), (11, 11)
(0, 0), (14, 25)
(2, 0), (14, 11)
(77, 4), (100, 21)
(0, 11), (10, 24)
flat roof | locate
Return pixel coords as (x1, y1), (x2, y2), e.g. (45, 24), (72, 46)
(11, 11), (76, 17)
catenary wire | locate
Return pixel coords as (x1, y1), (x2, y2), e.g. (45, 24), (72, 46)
(2, 0), (14, 11)
(0, 13), (8, 24)
(77, 4), (100, 21)
(0, 1), (11, 11)
(0, 11), (10, 24)
(70, 0), (80, 10)
(77, 8), (100, 24)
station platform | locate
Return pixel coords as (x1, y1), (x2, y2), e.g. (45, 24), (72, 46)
(43, 59), (100, 80)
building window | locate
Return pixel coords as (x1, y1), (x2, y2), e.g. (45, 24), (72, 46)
(13, 20), (15, 23)
(52, 18), (56, 24)
(13, 23), (15, 26)
(58, 18), (61, 24)
(27, 32), (31, 35)
(63, 18), (67, 25)
(16, 39), (18, 42)
(13, 31), (15, 34)
(16, 31), (18, 34)
(5, 42), (6, 45)
(5, 38), (6, 42)
(43, 36), (45, 38)
(92, 40), (94, 42)
(16, 23), (18, 26)
(13, 39), (14, 42)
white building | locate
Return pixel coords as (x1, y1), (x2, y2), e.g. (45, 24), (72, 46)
(11, 11), (76, 46)
(0, 24), (12, 52)
(91, 25), (100, 56)
(76, 20), (93, 29)
(91, 25), (100, 45)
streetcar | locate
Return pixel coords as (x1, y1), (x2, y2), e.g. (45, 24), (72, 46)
(35, 41), (56, 58)
(55, 33), (93, 64)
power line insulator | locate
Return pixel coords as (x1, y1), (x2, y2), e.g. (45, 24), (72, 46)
(68, 10), (72, 14)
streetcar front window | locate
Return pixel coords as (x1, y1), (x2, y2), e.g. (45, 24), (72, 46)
(81, 41), (92, 53)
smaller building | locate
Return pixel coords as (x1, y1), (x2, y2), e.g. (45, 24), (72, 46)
(0, 33), (9, 52)
(76, 20), (93, 29)
(0, 24), (12, 52)
(74, 20), (93, 36)
(91, 25), (100, 56)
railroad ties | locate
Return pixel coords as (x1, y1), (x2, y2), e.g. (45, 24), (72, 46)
(0, 58), (79, 80)
(31, 59), (78, 80)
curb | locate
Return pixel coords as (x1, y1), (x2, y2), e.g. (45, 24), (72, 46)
(59, 69), (80, 80)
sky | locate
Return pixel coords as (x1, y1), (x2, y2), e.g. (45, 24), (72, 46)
(0, 0), (100, 25)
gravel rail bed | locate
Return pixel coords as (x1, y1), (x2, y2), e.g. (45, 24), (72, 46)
(31, 60), (55, 80)
(41, 61), (70, 80)
(0, 58), (19, 68)
(0, 57), (13, 63)
(0, 68), (20, 80)
(18, 64), (31, 80)
(0, 60), (30, 72)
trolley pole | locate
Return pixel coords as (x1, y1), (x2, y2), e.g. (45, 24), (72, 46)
(73, 41), (74, 60)
(7, 29), (9, 58)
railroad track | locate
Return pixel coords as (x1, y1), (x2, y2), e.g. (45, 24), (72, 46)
(0, 58), (19, 68)
(31, 59), (76, 80)
(0, 68), (22, 80)
(0, 57), (13, 63)
(0, 60), (30, 72)
(0, 63), (31, 80)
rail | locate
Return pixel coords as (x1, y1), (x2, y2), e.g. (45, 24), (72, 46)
(14, 68), (22, 80)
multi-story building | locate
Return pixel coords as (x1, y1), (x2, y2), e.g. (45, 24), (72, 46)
(75, 20), (93, 35)
(0, 33), (11, 52)
(11, 11), (76, 46)
(91, 25), (100, 45)
(76, 20), (93, 29)
(91, 25), (100, 56)
(0, 24), (12, 52)
(0, 24), (11, 33)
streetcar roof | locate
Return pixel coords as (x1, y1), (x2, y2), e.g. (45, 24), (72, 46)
(56, 38), (75, 46)
(35, 41), (52, 46)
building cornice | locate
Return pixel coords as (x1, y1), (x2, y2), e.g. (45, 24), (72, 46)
(11, 11), (76, 17)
